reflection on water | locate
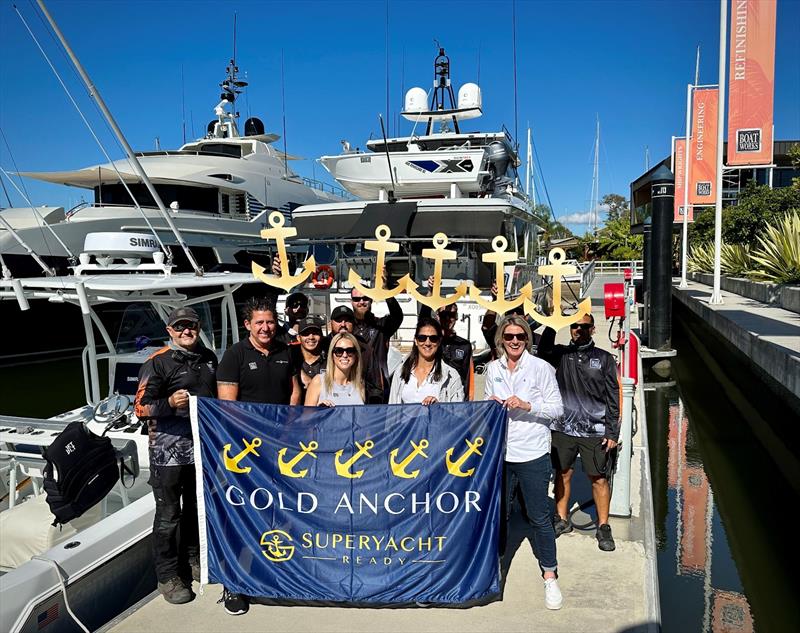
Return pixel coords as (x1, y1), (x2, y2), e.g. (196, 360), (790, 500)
(648, 309), (799, 633)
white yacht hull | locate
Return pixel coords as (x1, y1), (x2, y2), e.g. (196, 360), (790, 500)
(321, 148), (488, 199)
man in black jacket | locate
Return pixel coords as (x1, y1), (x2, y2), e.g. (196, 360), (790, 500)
(351, 287), (403, 404)
(538, 313), (620, 552)
(134, 306), (218, 604)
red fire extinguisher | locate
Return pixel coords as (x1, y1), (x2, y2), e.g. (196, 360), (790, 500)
(626, 332), (639, 385)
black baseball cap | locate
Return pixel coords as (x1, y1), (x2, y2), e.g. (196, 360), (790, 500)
(167, 306), (199, 327)
(296, 316), (325, 334)
(330, 306), (355, 322)
(286, 292), (309, 306)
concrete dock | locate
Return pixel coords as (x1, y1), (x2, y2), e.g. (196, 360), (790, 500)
(106, 277), (660, 633)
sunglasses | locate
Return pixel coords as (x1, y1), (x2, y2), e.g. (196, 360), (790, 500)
(352, 297), (372, 304)
(570, 323), (593, 330)
(288, 301), (306, 309)
(171, 321), (198, 331)
(502, 332), (528, 342)
(415, 334), (441, 344)
(332, 347), (357, 357)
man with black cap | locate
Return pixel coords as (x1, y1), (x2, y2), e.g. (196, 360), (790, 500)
(292, 315), (326, 400)
(275, 291), (309, 344)
(134, 306), (218, 605)
(351, 286), (403, 404)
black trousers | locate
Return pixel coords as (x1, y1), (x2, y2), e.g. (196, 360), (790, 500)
(149, 464), (199, 583)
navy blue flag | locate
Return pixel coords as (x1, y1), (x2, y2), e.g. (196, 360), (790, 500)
(190, 399), (506, 605)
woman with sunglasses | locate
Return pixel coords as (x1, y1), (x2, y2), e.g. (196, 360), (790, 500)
(388, 318), (464, 405)
(304, 332), (365, 406)
(483, 315), (565, 610)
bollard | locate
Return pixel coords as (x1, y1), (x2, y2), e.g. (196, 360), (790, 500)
(610, 376), (636, 517)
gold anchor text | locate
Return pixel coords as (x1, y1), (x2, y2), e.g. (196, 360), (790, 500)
(524, 248), (592, 331)
(334, 440), (375, 479)
(252, 211), (316, 291)
(347, 225), (405, 301)
(277, 441), (319, 478)
(445, 437), (485, 477)
(223, 437), (262, 474)
(402, 233), (468, 310)
(469, 236), (532, 314)
(389, 439), (429, 479)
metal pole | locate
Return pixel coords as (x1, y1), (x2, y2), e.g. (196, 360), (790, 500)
(680, 84), (692, 288)
(75, 281), (101, 404)
(36, 0), (204, 276)
(610, 376), (636, 517)
(710, 0), (727, 305)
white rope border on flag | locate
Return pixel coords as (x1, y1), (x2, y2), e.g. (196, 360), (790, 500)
(190, 395), (210, 590)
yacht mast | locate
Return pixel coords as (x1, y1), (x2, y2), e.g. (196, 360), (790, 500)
(36, 0), (204, 276)
(590, 116), (600, 234)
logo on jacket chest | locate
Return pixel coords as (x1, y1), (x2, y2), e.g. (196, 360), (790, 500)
(589, 358), (601, 370)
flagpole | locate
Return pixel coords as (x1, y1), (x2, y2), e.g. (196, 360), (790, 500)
(679, 83), (692, 288)
(710, 0), (727, 305)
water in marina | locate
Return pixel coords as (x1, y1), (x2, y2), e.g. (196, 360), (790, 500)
(648, 304), (799, 632)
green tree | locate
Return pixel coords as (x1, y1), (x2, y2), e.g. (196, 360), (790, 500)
(690, 181), (800, 245)
(532, 204), (572, 245)
(595, 216), (643, 260)
(601, 193), (629, 222)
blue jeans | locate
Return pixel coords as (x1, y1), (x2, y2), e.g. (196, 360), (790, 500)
(504, 454), (558, 574)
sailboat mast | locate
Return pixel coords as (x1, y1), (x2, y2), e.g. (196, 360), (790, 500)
(591, 116), (600, 233)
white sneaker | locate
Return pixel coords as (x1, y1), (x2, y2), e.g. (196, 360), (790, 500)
(544, 577), (563, 610)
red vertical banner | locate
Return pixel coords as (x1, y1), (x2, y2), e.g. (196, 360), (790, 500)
(727, 0), (777, 166)
(673, 138), (694, 222)
(689, 88), (718, 206)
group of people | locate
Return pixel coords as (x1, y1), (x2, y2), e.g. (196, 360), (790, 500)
(134, 283), (621, 615)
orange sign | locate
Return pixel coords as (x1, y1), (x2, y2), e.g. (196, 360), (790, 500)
(673, 138), (694, 222)
(727, 0), (776, 166)
(689, 88), (718, 206)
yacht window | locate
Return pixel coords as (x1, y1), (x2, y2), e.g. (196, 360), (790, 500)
(197, 143), (243, 158)
(95, 183), (219, 213)
(221, 193), (247, 216)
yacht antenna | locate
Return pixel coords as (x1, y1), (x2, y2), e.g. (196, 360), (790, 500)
(385, 0), (390, 137)
(512, 0), (519, 147)
(379, 114), (396, 202)
(181, 64), (186, 144)
(36, 0), (204, 276)
(428, 44), (459, 135)
(281, 49), (288, 178)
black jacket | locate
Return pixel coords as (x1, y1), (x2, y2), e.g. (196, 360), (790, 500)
(134, 342), (217, 466)
(353, 297), (403, 403)
(537, 328), (620, 441)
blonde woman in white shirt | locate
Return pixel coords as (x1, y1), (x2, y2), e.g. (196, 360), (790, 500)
(388, 318), (464, 404)
(305, 333), (365, 406)
(484, 315), (564, 610)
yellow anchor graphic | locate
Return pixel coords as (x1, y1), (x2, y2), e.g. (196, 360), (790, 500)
(445, 437), (485, 477)
(252, 211), (316, 291)
(389, 439), (429, 479)
(334, 440), (375, 479)
(347, 225), (405, 301)
(469, 236), (532, 313)
(402, 233), (468, 310)
(223, 437), (262, 474)
(524, 248), (592, 331)
(277, 441), (318, 478)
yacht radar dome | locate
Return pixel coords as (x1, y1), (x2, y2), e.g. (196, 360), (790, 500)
(458, 83), (482, 111)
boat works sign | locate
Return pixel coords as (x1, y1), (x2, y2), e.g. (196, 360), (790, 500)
(190, 399), (505, 604)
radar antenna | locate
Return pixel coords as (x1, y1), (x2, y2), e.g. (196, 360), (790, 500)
(428, 45), (459, 134)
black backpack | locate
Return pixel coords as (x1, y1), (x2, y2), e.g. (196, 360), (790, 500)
(42, 421), (121, 527)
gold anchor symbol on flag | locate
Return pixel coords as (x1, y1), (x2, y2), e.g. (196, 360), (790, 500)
(334, 440), (375, 479)
(445, 437), (484, 477)
(347, 225), (405, 301)
(402, 233), (468, 310)
(277, 441), (318, 478)
(469, 236), (531, 313)
(389, 439), (429, 479)
(524, 248), (592, 331)
(223, 437), (262, 474)
(252, 211), (315, 291)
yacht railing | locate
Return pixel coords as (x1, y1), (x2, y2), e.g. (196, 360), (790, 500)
(299, 177), (351, 199)
(580, 260), (596, 298)
(593, 260), (644, 276)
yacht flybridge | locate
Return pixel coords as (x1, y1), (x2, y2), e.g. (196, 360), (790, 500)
(293, 48), (540, 293)
(0, 60), (348, 276)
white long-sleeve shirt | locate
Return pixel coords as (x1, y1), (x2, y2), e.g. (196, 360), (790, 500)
(483, 350), (564, 462)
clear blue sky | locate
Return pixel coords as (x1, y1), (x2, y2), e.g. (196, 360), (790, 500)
(1, 0), (798, 234)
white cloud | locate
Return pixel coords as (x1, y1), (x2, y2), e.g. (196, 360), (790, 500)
(559, 211), (595, 224)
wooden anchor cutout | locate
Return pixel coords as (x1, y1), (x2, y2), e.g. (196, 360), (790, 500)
(347, 225), (405, 301)
(469, 236), (532, 313)
(524, 248), (592, 331)
(252, 211), (315, 291)
(402, 233), (468, 310)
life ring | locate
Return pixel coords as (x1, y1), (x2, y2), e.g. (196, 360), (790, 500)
(313, 264), (335, 289)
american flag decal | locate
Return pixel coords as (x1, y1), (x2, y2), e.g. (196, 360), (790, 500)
(37, 603), (59, 629)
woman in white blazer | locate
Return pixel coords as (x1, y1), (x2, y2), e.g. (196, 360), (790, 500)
(483, 315), (565, 610)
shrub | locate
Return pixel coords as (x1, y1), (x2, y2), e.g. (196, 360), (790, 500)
(749, 210), (800, 283)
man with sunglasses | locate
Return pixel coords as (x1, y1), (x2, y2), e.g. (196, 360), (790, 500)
(134, 307), (218, 605)
(537, 314), (620, 552)
(351, 286), (403, 404)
